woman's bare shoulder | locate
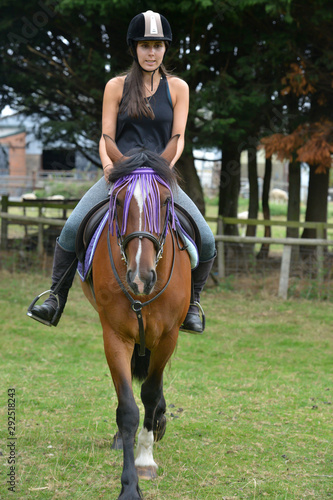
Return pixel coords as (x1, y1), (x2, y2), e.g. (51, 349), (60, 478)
(167, 75), (189, 91)
(105, 75), (126, 95)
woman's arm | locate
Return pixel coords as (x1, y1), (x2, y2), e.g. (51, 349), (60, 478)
(168, 77), (189, 167)
(99, 76), (125, 181)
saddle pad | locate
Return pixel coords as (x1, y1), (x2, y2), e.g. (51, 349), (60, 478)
(76, 198), (109, 263)
(77, 211), (109, 282)
(77, 212), (199, 282)
(174, 202), (201, 256)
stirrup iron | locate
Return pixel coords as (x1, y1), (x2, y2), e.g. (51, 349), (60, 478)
(26, 290), (60, 327)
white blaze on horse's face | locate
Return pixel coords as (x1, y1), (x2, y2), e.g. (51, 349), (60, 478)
(133, 182), (144, 293)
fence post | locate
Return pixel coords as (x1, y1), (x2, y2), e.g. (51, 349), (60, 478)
(0, 194), (9, 250)
(217, 217), (225, 279)
(278, 244), (292, 299)
(38, 223), (44, 257)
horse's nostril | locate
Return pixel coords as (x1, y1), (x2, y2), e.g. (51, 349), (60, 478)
(143, 270), (157, 295)
(126, 270), (133, 285)
(151, 270), (157, 286)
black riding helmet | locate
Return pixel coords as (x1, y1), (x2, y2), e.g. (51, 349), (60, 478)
(127, 10), (172, 64)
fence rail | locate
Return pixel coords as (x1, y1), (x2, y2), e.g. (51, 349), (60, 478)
(1, 196), (333, 299)
(0, 172), (98, 197)
(207, 216), (333, 299)
(0, 195), (79, 255)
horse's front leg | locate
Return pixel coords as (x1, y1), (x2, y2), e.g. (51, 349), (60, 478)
(135, 378), (163, 480)
(117, 383), (142, 499)
(103, 331), (142, 500)
(135, 331), (177, 480)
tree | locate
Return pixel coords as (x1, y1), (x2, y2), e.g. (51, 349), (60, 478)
(1, 0), (332, 225)
(260, 0), (333, 243)
(1, 0), (120, 164)
(262, 121), (333, 241)
(203, 0), (333, 250)
(193, 0), (296, 228)
(0, 0), (215, 212)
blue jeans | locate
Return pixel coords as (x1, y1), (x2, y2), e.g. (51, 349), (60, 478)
(59, 176), (216, 262)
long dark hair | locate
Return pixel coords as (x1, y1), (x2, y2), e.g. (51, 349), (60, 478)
(119, 48), (170, 120)
(109, 148), (178, 194)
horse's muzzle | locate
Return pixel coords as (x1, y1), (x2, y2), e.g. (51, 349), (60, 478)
(126, 269), (157, 296)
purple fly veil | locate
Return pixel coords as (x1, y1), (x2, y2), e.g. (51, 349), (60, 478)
(109, 168), (176, 237)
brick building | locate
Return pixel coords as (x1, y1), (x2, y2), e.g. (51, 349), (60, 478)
(0, 126), (26, 176)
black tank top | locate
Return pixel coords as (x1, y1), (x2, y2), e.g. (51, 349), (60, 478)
(115, 75), (173, 155)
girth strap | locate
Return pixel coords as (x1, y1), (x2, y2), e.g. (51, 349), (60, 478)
(107, 224), (176, 356)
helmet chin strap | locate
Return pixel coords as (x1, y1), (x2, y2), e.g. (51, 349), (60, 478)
(149, 69), (157, 91)
(140, 66), (159, 91)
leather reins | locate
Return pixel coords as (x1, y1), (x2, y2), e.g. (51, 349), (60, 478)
(107, 220), (176, 356)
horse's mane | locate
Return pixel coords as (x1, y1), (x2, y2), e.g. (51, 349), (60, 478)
(108, 148), (178, 194)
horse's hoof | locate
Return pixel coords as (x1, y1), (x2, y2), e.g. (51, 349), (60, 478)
(136, 465), (158, 480)
(117, 489), (143, 500)
(111, 431), (123, 450)
(154, 415), (166, 442)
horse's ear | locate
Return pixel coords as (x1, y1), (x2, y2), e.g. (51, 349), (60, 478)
(160, 135), (180, 164)
(103, 134), (127, 163)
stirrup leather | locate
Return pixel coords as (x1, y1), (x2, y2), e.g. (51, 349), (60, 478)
(26, 290), (60, 327)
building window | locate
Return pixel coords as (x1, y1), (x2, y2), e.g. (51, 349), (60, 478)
(42, 149), (76, 171)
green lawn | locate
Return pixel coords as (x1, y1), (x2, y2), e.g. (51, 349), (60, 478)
(0, 271), (332, 499)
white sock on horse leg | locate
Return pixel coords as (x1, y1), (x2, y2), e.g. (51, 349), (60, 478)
(134, 427), (158, 469)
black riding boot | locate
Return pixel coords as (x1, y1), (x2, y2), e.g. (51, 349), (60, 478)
(27, 239), (77, 327)
(180, 253), (216, 334)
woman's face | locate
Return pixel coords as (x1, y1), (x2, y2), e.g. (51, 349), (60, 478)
(136, 40), (166, 72)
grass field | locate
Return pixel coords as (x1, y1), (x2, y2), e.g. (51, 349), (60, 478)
(0, 271), (332, 499)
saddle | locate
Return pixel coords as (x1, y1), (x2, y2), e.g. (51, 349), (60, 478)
(75, 198), (201, 266)
(76, 198), (110, 263)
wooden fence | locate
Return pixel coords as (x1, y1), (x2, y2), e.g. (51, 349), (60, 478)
(0, 195), (79, 256)
(208, 216), (333, 299)
(1, 195), (333, 299)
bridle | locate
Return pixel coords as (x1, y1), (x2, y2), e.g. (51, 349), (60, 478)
(107, 175), (175, 357)
(113, 197), (170, 266)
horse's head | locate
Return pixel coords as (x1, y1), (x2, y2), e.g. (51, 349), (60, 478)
(104, 135), (179, 296)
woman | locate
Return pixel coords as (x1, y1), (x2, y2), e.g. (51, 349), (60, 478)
(27, 10), (216, 334)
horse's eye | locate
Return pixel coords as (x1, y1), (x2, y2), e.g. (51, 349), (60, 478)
(163, 197), (171, 207)
(116, 198), (121, 207)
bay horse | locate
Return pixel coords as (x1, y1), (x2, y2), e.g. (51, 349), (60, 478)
(81, 135), (191, 499)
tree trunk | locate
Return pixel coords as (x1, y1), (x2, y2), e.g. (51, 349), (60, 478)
(218, 143), (242, 269)
(301, 164), (329, 240)
(300, 165), (329, 260)
(177, 151), (205, 215)
(287, 159), (301, 263)
(243, 147), (259, 259)
(246, 148), (259, 237)
(218, 143), (241, 235)
(257, 156), (272, 259)
(287, 159), (301, 238)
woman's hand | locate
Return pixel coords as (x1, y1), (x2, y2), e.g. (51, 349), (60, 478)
(103, 163), (113, 183)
